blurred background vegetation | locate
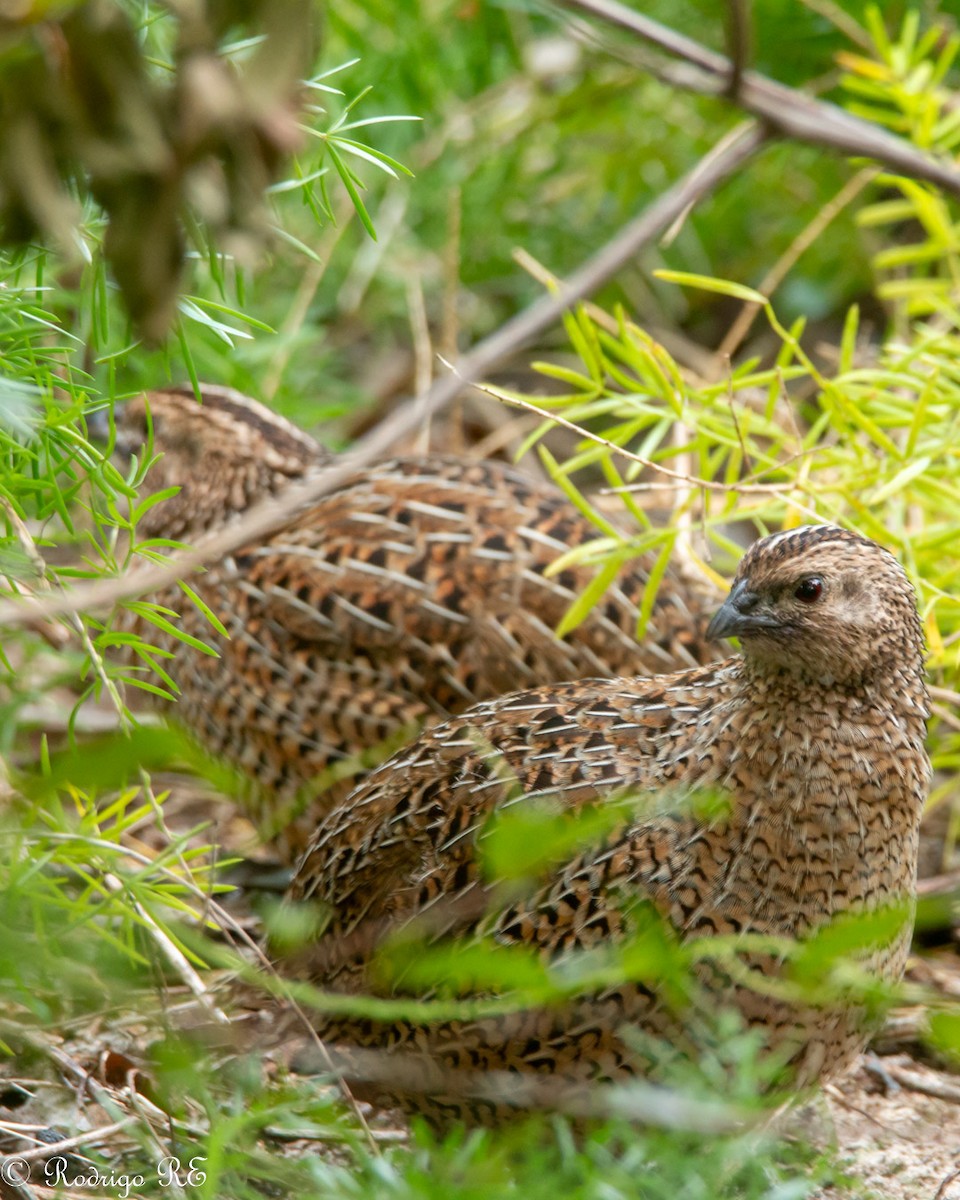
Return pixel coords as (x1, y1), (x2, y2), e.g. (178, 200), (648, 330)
(3, 0), (938, 427)
(4, 0), (960, 1196)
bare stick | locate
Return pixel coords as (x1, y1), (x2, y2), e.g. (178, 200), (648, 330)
(935, 1168), (960, 1200)
(880, 1061), (960, 1107)
(558, 0), (960, 199)
(10, 1118), (136, 1164)
(0, 122), (765, 630)
(724, 0), (751, 100)
(101, 872), (229, 1025)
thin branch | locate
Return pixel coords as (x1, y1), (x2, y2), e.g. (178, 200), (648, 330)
(456, 367), (803, 499)
(20, 1039), (187, 1198)
(29, 830), (382, 1152)
(724, 0), (751, 100)
(935, 1168), (960, 1200)
(0, 122), (766, 630)
(406, 268), (434, 455)
(0, 497), (130, 728)
(10, 1117), (136, 1164)
(879, 1061), (960, 1107)
(317, 1045), (756, 1134)
(557, 0), (960, 200)
(916, 870), (960, 898)
(795, 0), (873, 52)
(261, 198), (354, 401)
(931, 703), (960, 734)
(725, 377), (752, 476)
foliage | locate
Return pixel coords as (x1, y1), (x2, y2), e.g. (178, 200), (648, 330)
(1, 2), (960, 1199)
(501, 7), (960, 815)
(0, 2), (314, 340)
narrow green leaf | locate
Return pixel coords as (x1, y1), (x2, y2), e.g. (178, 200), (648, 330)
(869, 455), (932, 503)
(556, 554), (624, 638)
(654, 270), (767, 304)
(635, 535), (675, 642)
(327, 143), (376, 239)
(177, 581), (230, 638)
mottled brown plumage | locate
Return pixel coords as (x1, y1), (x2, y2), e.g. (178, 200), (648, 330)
(113, 387), (720, 857)
(289, 526), (930, 1121)
(115, 385), (328, 539)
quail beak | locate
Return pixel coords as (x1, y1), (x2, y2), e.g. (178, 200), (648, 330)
(707, 579), (776, 642)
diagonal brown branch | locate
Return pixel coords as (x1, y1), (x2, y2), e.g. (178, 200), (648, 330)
(558, 0), (960, 199)
(0, 122), (766, 630)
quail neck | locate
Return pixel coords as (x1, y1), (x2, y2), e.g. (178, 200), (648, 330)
(700, 525), (928, 839)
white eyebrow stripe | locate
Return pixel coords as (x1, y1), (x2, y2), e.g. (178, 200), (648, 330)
(756, 524), (835, 551)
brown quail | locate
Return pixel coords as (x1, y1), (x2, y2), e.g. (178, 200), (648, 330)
(112, 386), (721, 857)
(288, 525), (931, 1122)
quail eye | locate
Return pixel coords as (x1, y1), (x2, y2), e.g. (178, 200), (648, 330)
(794, 577), (823, 603)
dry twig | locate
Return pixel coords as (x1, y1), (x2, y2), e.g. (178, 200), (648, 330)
(717, 166), (879, 360)
(880, 1061), (960, 1107)
(458, 369), (823, 523)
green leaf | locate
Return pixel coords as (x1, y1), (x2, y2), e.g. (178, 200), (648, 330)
(177, 580), (230, 638)
(839, 305), (860, 374)
(869, 456), (932, 503)
(22, 726), (187, 797)
(654, 271), (767, 304)
(124, 609), (220, 657)
(327, 142), (376, 239)
(376, 938), (552, 997)
(555, 554), (627, 638)
(927, 1011), (960, 1065)
(537, 444), (623, 541)
(635, 536), (675, 642)
(480, 798), (630, 883)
